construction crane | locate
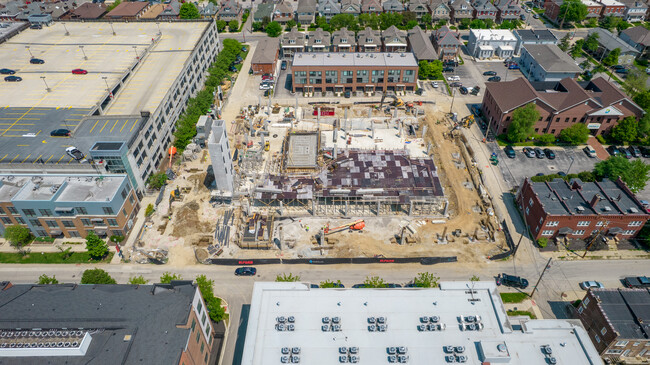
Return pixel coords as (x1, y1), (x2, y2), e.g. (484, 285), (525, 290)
(324, 219), (365, 235)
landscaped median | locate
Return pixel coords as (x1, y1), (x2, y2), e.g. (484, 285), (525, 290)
(0, 251), (114, 264)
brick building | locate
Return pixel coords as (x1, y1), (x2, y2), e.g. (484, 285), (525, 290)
(0, 174), (139, 239)
(481, 77), (643, 137)
(251, 38), (279, 75)
(291, 52), (418, 95)
(0, 281), (225, 365)
(577, 288), (650, 362)
(516, 177), (649, 241)
(598, 0), (626, 17)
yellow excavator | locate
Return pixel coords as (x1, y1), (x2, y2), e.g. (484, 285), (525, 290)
(379, 94), (405, 108)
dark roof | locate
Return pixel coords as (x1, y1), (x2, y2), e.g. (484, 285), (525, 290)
(252, 38), (280, 64)
(621, 25), (650, 46)
(408, 26), (438, 61)
(522, 44), (581, 73)
(105, 1), (148, 17)
(588, 28), (639, 54)
(0, 282), (198, 365)
(68, 2), (106, 19)
(591, 289), (650, 340)
(514, 29), (558, 42)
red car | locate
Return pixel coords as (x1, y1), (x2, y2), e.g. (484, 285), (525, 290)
(71, 69), (87, 75)
(262, 74), (274, 81)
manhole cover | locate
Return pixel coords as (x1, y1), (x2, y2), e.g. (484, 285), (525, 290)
(548, 165), (557, 171)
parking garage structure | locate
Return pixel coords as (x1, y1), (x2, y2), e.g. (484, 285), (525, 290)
(0, 20), (221, 191)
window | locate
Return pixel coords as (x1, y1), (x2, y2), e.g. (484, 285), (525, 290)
(62, 220), (74, 228)
(623, 230), (636, 235)
(200, 342), (204, 354)
(107, 219), (118, 227)
(546, 221), (559, 227)
(583, 297), (590, 306)
(197, 301), (203, 314)
(629, 221), (643, 227)
(121, 189), (128, 200)
(202, 312), (207, 326)
(69, 231), (80, 238)
(103, 207), (114, 215)
(595, 335), (600, 343)
(1, 217), (11, 225)
(45, 220), (58, 228)
(15, 217), (25, 225)
(542, 230), (554, 236)
(23, 209), (36, 217)
(601, 327), (607, 335)
(39, 209), (53, 217)
(196, 332), (200, 343)
(577, 221), (590, 227)
(7, 206), (17, 215)
(634, 342), (641, 347)
(36, 230), (47, 237)
(606, 349), (623, 354)
(577, 305), (584, 314)
(525, 207), (529, 215)
(30, 219), (42, 227)
(204, 353), (208, 363)
(574, 230), (585, 235)
(81, 219), (92, 227)
(191, 319), (196, 332)
(77, 207), (87, 215)
(528, 198), (533, 206)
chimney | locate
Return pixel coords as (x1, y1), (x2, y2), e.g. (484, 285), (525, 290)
(589, 194), (600, 208)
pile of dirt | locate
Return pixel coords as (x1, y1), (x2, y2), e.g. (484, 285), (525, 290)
(171, 200), (212, 238)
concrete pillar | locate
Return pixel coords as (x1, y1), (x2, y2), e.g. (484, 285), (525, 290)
(295, 97), (299, 122)
(376, 201), (381, 215)
(393, 106), (398, 118)
(368, 107), (371, 118)
(249, 119), (254, 137)
(408, 201), (413, 216)
(345, 200), (349, 216)
(279, 201), (283, 216)
(333, 124), (338, 142)
(427, 143), (432, 155)
(279, 226), (283, 250)
(371, 122), (375, 139)
(344, 107), (348, 127)
(261, 133), (265, 146)
(258, 95), (261, 108)
(317, 107), (321, 124)
(333, 144), (337, 159)
(422, 125), (428, 139)
(311, 199), (315, 215)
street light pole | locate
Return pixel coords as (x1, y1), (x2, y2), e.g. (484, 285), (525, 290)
(132, 46), (139, 60)
(79, 45), (87, 60)
(25, 46), (33, 58)
(40, 76), (51, 92)
(62, 23), (69, 36)
(102, 76), (110, 91)
(156, 22), (161, 35)
(566, 156), (575, 175)
(109, 22), (116, 36)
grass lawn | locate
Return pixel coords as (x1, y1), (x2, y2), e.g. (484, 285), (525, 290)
(500, 292), (529, 303)
(0, 251), (114, 264)
(507, 310), (536, 319)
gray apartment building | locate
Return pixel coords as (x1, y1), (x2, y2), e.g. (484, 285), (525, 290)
(513, 28), (558, 55)
(0, 174), (139, 239)
(519, 44), (582, 82)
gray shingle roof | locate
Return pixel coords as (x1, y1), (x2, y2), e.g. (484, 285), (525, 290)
(253, 38), (280, 64)
(621, 25), (650, 46)
(514, 29), (558, 42)
(408, 26), (438, 61)
(522, 44), (581, 73)
(591, 289), (650, 340)
(588, 27), (640, 54)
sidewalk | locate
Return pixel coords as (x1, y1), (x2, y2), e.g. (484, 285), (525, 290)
(541, 249), (650, 261)
(110, 194), (158, 264)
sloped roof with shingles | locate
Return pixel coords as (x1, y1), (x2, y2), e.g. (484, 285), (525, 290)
(408, 26), (438, 60)
(383, 0), (405, 11)
(69, 2), (106, 19)
(588, 27), (640, 53)
(333, 27), (356, 47)
(621, 25), (650, 46)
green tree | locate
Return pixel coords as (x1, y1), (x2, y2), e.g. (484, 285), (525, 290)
(579, 59), (591, 70)
(538, 133), (556, 145)
(330, 13), (357, 30)
(4, 225), (32, 250)
(320, 279), (343, 288)
(594, 156), (650, 193)
(602, 48), (620, 67)
(179, 2), (201, 19)
(559, 123), (589, 145)
(128, 275), (149, 285)
(38, 274), (59, 284)
(633, 90), (650, 110)
(286, 19), (296, 30)
(266, 21), (282, 37)
(570, 39), (584, 58)
(599, 15), (622, 31)
(611, 116), (638, 143)
(459, 18), (471, 30)
(638, 113), (650, 138)
(85, 232), (108, 260)
(405, 19), (418, 29)
(418, 60), (431, 79)
(363, 275), (388, 288)
(470, 19), (486, 29)
(216, 20), (227, 32)
(470, 275), (480, 281)
(229, 20), (239, 32)
(623, 68), (648, 95)
(585, 18), (598, 28)
(559, 0), (588, 28)
(147, 172), (167, 189)
(252, 21), (263, 32)
(276, 273), (301, 282)
(160, 272), (182, 284)
(583, 32), (599, 52)
(506, 103), (540, 142)
(145, 203), (154, 217)
(637, 221), (650, 248)
(412, 272), (440, 288)
(537, 237), (548, 248)
(558, 34), (571, 52)
(106, 0), (121, 12)
(578, 171), (596, 182)
(195, 275), (227, 322)
(262, 15), (271, 28)
(81, 268), (116, 284)
(421, 13), (432, 28)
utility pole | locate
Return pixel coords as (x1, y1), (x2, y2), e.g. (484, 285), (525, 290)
(530, 257), (552, 298)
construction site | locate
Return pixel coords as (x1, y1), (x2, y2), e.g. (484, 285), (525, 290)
(126, 97), (507, 265)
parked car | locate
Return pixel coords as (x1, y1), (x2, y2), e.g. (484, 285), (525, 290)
(71, 69), (87, 75)
(620, 147), (632, 159)
(533, 13), (539, 18)
(628, 145), (641, 158)
(487, 76), (501, 82)
(4, 76), (21, 82)
(235, 267), (256, 276)
(640, 146), (650, 158)
(442, 66), (454, 72)
(504, 145), (516, 158)
(583, 146), (597, 158)
(259, 82), (273, 90)
(50, 129), (70, 137)
(543, 148), (555, 159)
(228, 64), (237, 72)
(612, 65), (626, 70)
(262, 74), (274, 81)
(508, 63), (520, 70)
(281, 60), (287, 70)
(579, 281), (604, 290)
(470, 86), (480, 95)
(447, 75), (460, 81)
(65, 146), (85, 160)
(534, 147), (545, 159)
(522, 147), (535, 158)
(557, 171), (567, 177)
(0, 68), (15, 75)
(520, 14), (526, 20)
(498, 273), (529, 289)
(449, 82), (462, 88)
(233, 56), (243, 64)
(29, 23), (42, 29)
(459, 86), (468, 95)
(614, 68), (628, 75)
(432, 81), (439, 88)
(241, 46), (248, 52)
(607, 145), (620, 156)
(483, 71), (497, 76)
(623, 276), (650, 288)
(30, 58), (44, 64)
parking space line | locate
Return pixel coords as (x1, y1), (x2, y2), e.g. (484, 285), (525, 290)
(0, 154), (7, 162)
(120, 120), (128, 132)
(21, 155), (30, 163)
(9, 155), (19, 163)
(99, 120), (109, 133)
(109, 120), (119, 133)
(56, 155), (65, 164)
(129, 119), (137, 132)
(44, 154), (54, 163)
(89, 120), (100, 133)
(33, 154), (42, 163)
(17, 144), (28, 147)
(67, 157), (74, 164)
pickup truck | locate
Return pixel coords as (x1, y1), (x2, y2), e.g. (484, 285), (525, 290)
(498, 273), (529, 289)
(623, 276), (650, 288)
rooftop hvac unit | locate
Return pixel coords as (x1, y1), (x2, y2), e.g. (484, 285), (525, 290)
(350, 355), (359, 363)
(332, 324), (341, 331)
(397, 347), (407, 354)
(378, 325), (387, 332)
(291, 355), (300, 363)
(277, 316), (286, 323)
(287, 324), (295, 331)
(321, 325), (329, 332)
(420, 316), (429, 323)
(287, 316), (295, 323)
(388, 355), (397, 363)
(444, 345), (455, 353)
(446, 355), (456, 363)
(332, 317), (340, 323)
(398, 355), (408, 363)
(456, 346), (465, 353)
(388, 347), (397, 354)
(368, 325), (376, 332)
(292, 347), (300, 354)
(282, 347), (290, 354)
(339, 347), (347, 354)
(322, 317), (330, 324)
(543, 345), (552, 355)
(377, 317), (386, 324)
(349, 347), (358, 354)
(276, 324), (285, 331)
(367, 317), (376, 324)
(417, 325), (426, 331)
(339, 355), (348, 363)
(281, 356), (289, 363)
(548, 357), (557, 364)
(457, 355), (468, 363)
(431, 316), (440, 323)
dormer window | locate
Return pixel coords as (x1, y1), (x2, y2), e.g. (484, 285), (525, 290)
(289, 39), (296, 44)
(341, 38), (347, 43)
(316, 39), (322, 43)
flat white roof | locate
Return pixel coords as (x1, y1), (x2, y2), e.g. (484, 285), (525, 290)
(241, 282), (603, 365)
(581, 0), (602, 6)
(292, 52), (417, 68)
(471, 29), (517, 41)
(596, 0), (623, 5)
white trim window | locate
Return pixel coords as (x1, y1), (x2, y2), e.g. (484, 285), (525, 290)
(574, 230), (585, 235)
(577, 221), (590, 227)
(595, 335), (601, 343)
(615, 341), (629, 347)
(606, 349), (623, 355)
(542, 230), (554, 236)
(546, 221), (559, 227)
(623, 230), (636, 235)
(628, 221), (643, 227)
(601, 327), (607, 335)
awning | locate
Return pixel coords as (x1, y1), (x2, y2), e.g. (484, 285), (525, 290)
(95, 229), (107, 236)
(558, 227), (573, 235)
(54, 207), (74, 214)
(608, 227), (623, 234)
(49, 229), (62, 236)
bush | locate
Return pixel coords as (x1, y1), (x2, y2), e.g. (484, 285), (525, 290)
(538, 133), (556, 145)
(537, 237), (548, 248)
(195, 275), (227, 322)
(4, 225), (33, 250)
(276, 273), (301, 282)
(363, 276), (387, 288)
(110, 235), (124, 243)
(145, 203), (154, 217)
(412, 272), (440, 288)
(320, 279), (343, 288)
(81, 268), (116, 284)
(128, 275), (148, 285)
(147, 172), (167, 190)
(577, 171), (596, 182)
(160, 272), (182, 283)
(559, 123), (589, 145)
(572, 299), (582, 307)
(596, 134), (606, 144)
(38, 274), (59, 284)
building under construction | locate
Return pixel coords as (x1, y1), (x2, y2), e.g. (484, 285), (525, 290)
(253, 131), (448, 217)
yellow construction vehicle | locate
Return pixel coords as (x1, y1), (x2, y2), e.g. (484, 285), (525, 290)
(379, 94), (405, 108)
(460, 115), (474, 128)
(324, 219), (365, 235)
(264, 141), (270, 151)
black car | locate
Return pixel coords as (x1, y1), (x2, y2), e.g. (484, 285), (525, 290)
(459, 86), (468, 95)
(50, 129), (70, 137)
(612, 65), (626, 70)
(30, 58), (44, 64)
(29, 23), (42, 29)
(543, 148), (555, 159)
(449, 82), (462, 88)
(483, 71), (497, 76)
(241, 46), (248, 52)
(504, 145), (516, 158)
(281, 60), (287, 70)
(487, 76), (501, 82)
(229, 64), (238, 72)
(0, 68), (15, 75)
(615, 68), (628, 74)
(234, 267), (256, 276)
(534, 147), (545, 159)
(620, 147), (632, 159)
(623, 276), (650, 288)
(499, 273), (529, 289)
(4, 76), (22, 82)
(233, 56), (243, 64)
(640, 146), (650, 158)
(607, 145), (620, 156)
(442, 66), (454, 72)
(628, 145), (641, 158)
